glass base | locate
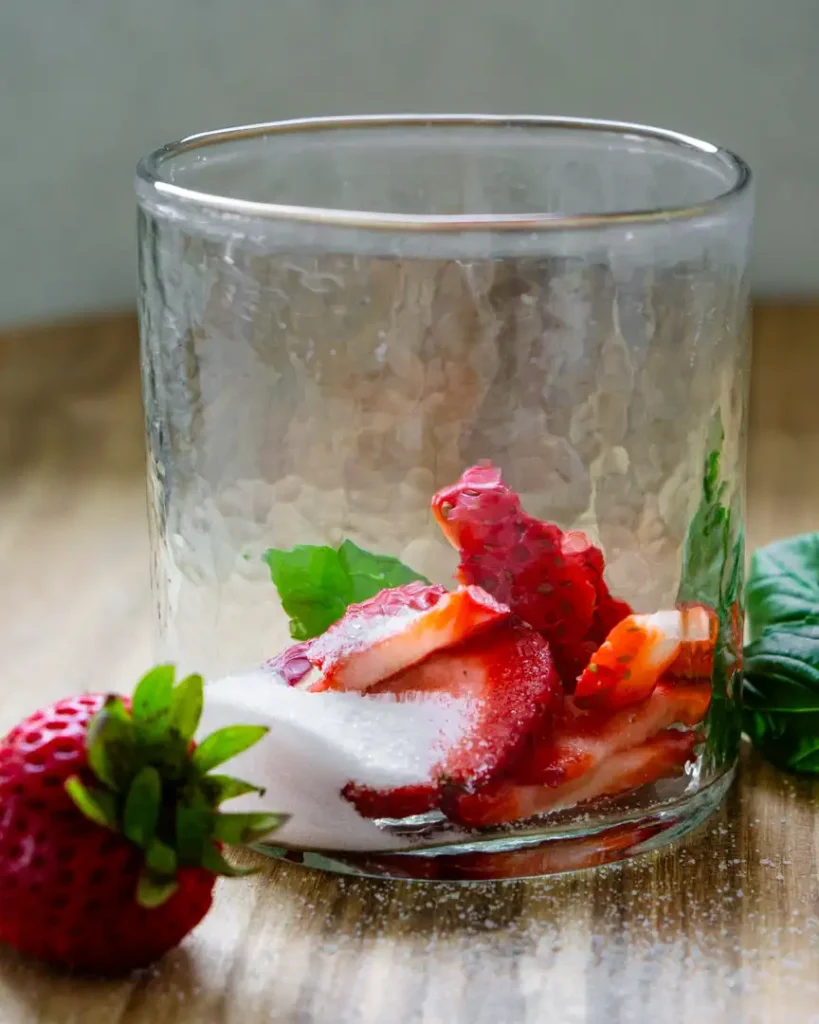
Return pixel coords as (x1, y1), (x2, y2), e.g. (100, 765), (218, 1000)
(254, 767), (735, 882)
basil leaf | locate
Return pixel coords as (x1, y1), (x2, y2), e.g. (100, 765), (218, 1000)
(263, 545), (352, 640)
(678, 446), (730, 609)
(743, 621), (819, 774)
(677, 435), (744, 769)
(263, 541), (428, 640)
(337, 540), (428, 602)
(742, 536), (819, 775)
(747, 533), (819, 642)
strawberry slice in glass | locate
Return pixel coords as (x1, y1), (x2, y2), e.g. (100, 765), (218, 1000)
(574, 605), (717, 710)
(344, 619), (561, 818)
(445, 679), (710, 827)
(270, 581), (510, 693)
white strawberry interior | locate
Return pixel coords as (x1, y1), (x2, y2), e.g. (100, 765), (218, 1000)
(306, 586), (508, 692)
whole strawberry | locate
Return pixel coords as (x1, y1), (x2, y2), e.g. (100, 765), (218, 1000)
(0, 666), (284, 973)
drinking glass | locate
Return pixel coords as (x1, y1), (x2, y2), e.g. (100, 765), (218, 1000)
(136, 116), (753, 879)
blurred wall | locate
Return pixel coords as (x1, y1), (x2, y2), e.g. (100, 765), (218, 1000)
(1, 0), (817, 326)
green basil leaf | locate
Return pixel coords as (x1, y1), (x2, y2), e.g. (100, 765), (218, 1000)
(263, 541), (428, 640)
(263, 545), (351, 639)
(678, 444), (730, 609)
(337, 540), (429, 602)
(747, 533), (819, 642)
(742, 542), (819, 775)
(192, 725), (269, 774)
(677, 433), (744, 770)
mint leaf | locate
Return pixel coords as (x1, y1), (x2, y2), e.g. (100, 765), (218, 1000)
(747, 533), (819, 642)
(263, 541), (429, 640)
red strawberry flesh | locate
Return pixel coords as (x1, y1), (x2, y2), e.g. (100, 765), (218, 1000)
(447, 729), (700, 828)
(431, 463), (632, 687)
(343, 619), (561, 819)
(269, 582), (510, 693)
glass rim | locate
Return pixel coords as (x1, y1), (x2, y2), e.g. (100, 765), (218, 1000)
(136, 113), (752, 233)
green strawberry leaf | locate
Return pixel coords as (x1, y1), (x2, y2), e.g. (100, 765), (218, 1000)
(65, 777), (118, 830)
(70, 667), (286, 897)
(201, 841), (257, 878)
(200, 774), (266, 805)
(168, 673), (204, 743)
(262, 541), (428, 640)
(211, 811), (288, 844)
(176, 805), (211, 863)
(123, 766), (162, 847)
(145, 836), (178, 876)
(86, 699), (136, 790)
(137, 869), (180, 909)
(746, 533), (819, 642)
(131, 665), (176, 723)
(191, 725), (269, 774)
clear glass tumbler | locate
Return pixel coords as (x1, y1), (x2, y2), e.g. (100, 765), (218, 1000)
(136, 116), (753, 880)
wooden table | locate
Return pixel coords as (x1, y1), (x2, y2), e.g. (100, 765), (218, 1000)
(1, 306), (818, 1023)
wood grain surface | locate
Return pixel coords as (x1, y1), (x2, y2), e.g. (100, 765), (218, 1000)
(0, 305), (818, 1024)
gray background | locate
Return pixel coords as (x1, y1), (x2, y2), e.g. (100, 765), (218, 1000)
(2, 0), (817, 326)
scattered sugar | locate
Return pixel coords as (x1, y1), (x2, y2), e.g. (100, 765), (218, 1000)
(198, 668), (473, 851)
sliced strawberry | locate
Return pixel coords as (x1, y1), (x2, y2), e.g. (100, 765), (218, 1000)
(516, 679), (711, 786)
(343, 620), (561, 819)
(665, 603), (719, 679)
(446, 729), (700, 827)
(574, 606), (715, 710)
(342, 782), (439, 820)
(432, 466), (633, 689)
(269, 582), (509, 693)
